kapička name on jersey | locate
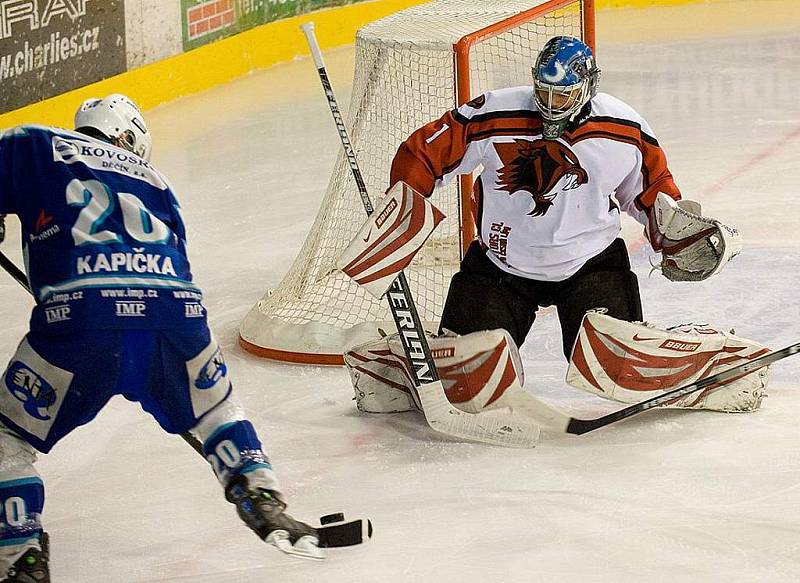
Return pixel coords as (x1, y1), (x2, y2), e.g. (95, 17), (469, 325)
(52, 135), (167, 189)
(76, 250), (177, 276)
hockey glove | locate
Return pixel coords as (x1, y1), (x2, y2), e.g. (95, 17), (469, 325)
(225, 476), (323, 560)
(650, 192), (742, 281)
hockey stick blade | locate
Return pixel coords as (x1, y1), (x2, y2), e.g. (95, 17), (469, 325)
(418, 381), (540, 448)
(565, 341), (800, 435)
(317, 517), (373, 548)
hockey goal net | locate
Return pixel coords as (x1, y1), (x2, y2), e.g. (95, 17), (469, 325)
(240, 0), (596, 364)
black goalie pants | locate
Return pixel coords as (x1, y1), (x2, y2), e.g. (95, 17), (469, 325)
(438, 238), (643, 360)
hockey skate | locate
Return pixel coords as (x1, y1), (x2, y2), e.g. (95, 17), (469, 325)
(1, 532), (49, 583)
(225, 476), (323, 559)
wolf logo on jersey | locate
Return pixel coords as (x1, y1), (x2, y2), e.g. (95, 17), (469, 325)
(495, 139), (588, 217)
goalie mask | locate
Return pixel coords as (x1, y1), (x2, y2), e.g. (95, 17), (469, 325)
(533, 36), (600, 140)
(74, 94), (152, 161)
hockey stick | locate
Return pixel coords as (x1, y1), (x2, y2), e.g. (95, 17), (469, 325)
(301, 22), (539, 448)
(0, 252), (371, 546)
(0, 250), (28, 290)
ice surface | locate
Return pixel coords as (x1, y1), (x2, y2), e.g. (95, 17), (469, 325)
(1, 6), (799, 582)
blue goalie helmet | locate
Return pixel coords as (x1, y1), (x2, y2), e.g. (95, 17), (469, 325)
(533, 36), (600, 139)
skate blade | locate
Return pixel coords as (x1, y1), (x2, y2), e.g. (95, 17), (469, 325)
(266, 531), (325, 560)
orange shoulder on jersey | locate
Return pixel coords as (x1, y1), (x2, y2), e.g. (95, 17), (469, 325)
(566, 118), (681, 211)
(389, 110), (470, 196)
(389, 110), (542, 196)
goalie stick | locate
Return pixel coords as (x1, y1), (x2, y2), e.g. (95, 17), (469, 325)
(301, 22), (539, 448)
(0, 252), (371, 548)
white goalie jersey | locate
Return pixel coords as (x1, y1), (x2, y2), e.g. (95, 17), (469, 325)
(390, 87), (682, 281)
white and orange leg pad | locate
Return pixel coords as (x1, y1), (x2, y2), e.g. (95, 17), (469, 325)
(337, 182), (446, 299)
(344, 329), (525, 415)
(566, 311), (771, 412)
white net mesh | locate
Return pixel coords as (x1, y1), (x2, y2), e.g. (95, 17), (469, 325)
(241, 0), (589, 361)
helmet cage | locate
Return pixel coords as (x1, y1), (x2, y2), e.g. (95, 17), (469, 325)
(532, 36), (600, 129)
(533, 77), (590, 122)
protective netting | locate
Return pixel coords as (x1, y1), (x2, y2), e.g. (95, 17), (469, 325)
(241, 0), (589, 362)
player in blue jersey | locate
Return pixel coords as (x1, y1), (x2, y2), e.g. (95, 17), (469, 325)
(0, 94), (322, 579)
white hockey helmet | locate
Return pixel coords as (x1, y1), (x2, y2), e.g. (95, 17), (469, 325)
(74, 94), (152, 161)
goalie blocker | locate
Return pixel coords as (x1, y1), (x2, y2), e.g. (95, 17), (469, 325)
(337, 182), (445, 299)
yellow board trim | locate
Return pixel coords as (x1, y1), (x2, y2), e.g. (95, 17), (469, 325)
(0, 0), (745, 130)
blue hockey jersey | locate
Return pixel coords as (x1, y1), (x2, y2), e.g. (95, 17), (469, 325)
(0, 125), (207, 332)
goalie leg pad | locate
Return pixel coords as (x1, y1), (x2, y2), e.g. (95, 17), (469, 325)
(567, 311), (770, 412)
(344, 329), (525, 415)
(344, 337), (420, 413)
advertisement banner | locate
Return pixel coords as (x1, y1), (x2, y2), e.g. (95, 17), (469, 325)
(0, 1), (127, 114)
(181, 0), (368, 51)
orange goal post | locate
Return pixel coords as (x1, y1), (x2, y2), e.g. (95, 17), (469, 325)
(240, 0), (596, 364)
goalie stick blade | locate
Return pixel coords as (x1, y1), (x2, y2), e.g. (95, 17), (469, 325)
(418, 381), (540, 448)
(564, 341), (800, 435)
(317, 518), (373, 548)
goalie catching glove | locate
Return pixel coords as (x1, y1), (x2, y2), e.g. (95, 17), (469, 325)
(337, 182), (445, 298)
(646, 192), (742, 281)
(567, 311), (771, 412)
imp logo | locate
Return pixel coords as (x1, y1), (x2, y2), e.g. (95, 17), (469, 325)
(195, 348), (227, 390)
(4, 362), (56, 421)
(52, 137), (80, 162)
(494, 139), (588, 216)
